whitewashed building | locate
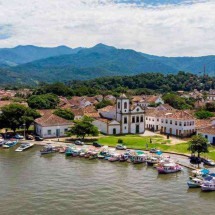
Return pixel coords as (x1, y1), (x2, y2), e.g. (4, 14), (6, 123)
(197, 126), (215, 145)
(34, 110), (73, 138)
(93, 94), (145, 135)
(145, 110), (195, 137)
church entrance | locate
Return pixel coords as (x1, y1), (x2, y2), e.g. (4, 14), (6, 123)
(113, 128), (116, 135)
(136, 125), (140, 134)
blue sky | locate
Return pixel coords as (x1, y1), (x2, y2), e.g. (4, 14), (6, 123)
(0, 0), (214, 56)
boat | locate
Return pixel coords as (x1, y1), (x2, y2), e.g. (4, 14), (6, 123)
(89, 151), (98, 160)
(119, 154), (129, 162)
(130, 155), (146, 164)
(109, 154), (119, 162)
(2, 140), (18, 148)
(15, 143), (34, 152)
(201, 158), (215, 166)
(201, 176), (215, 191)
(59, 146), (67, 153)
(40, 145), (57, 155)
(191, 169), (210, 178)
(187, 178), (203, 188)
(146, 157), (159, 166)
(157, 163), (182, 174)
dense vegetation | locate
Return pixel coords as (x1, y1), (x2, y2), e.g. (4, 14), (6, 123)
(195, 110), (215, 119)
(53, 108), (74, 120)
(0, 104), (40, 132)
(27, 94), (59, 109)
(0, 44), (214, 86)
(31, 72), (215, 97)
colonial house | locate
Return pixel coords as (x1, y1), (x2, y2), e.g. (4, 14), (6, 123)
(34, 110), (73, 138)
(133, 95), (164, 108)
(197, 125), (215, 145)
(207, 89), (215, 101)
(145, 110), (195, 137)
(156, 104), (175, 111)
(93, 94), (145, 135)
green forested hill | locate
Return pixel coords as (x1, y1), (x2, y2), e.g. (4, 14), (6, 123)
(0, 43), (214, 86)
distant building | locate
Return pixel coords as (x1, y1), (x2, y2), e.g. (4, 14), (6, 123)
(93, 94), (145, 135)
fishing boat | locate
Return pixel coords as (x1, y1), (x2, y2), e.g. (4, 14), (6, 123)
(59, 146), (67, 153)
(201, 176), (215, 191)
(187, 178), (203, 188)
(109, 154), (119, 162)
(119, 154), (129, 162)
(40, 145), (57, 155)
(2, 140), (18, 148)
(15, 143), (34, 152)
(130, 155), (146, 164)
(157, 163), (182, 174)
(146, 157), (159, 166)
(89, 151), (98, 160)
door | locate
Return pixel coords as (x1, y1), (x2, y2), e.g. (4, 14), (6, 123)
(169, 128), (172, 135)
(136, 125), (140, 133)
(56, 129), (60, 137)
(113, 128), (116, 135)
(213, 137), (215, 145)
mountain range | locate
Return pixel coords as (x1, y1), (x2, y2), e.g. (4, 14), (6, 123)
(0, 43), (214, 86)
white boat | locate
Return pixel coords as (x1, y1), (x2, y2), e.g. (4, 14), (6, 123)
(201, 177), (215, 191)
(15, 143), (34, 152)
(187, 178), (203, 188)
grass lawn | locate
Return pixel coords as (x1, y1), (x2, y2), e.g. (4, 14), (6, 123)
(98, 135), (215, 160)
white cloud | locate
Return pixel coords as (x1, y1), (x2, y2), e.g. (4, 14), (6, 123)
(0, 0), (214, 56)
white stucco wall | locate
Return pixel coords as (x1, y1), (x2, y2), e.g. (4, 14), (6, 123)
(92, 120), (108, 134)
(35, 124), (72, 138)
(197, 131), (215, 144)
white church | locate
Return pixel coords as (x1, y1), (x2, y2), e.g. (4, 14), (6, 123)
(93, 94), (145, 135)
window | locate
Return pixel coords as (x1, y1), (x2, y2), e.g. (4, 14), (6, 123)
(161, 119), (164, 123)
(205, 135), (208, 139)
(140, 116), (143, 122)
(48, 130), (52, 135)
(64, 128), (68, 133)
(136, 116), (139, 123)
(157, 119), (159, 122)
(179, 122), (182, 126)
(146, 117), (148, 120)
(132, 116), (135, 123)
(118, 102), (120, 109)
(166, 120), (168, 124)
(124, 117), (127, 124)
(170, 120), (172, 124)
(184, 122), (186, 126)
(136, 108), (139, 112)
(124, 102), (127, 109)
(175, 121), (177, 125)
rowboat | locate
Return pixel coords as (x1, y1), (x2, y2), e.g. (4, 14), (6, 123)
(15, 143), (34, 152)
(2, 140), (18, 148)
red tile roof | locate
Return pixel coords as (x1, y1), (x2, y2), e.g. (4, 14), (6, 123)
(198, 125), (215, 135)
(35, 111), (73, 127)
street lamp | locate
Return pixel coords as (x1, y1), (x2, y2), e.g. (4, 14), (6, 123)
(23, 123), (26, 140)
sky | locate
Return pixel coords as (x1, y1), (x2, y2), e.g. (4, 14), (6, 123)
(0, 0), (214, 56)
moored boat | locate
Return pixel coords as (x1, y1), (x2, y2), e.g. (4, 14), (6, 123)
(15, 143), (34, 152)
(2, 140), (18, 148)
(157, 163), (182, 174)
(40, 145), (57, 155)
(109, 154), (119, 162)
(146, 157), (159, 166)
(187, 178), (203, 188)
(201, 177), (215, 191)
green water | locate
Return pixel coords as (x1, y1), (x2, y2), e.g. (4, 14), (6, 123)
(0, 146), (214, 215)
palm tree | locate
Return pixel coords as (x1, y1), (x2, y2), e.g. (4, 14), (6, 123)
(188, 135), (209, 167)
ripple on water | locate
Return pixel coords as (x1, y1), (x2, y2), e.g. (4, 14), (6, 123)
(0, 149), (215, 215)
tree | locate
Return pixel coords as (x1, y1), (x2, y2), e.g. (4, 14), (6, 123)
(205, 102), (215, 112)
(195, 110), (214, 119)
(188, 135), (209, 167)
(68, 116), (99, 139)
(95, 99), (113, 109)
(27, 94), (59, 109)
(53, 108), (74, 120)
(0, 104), (40, 132)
